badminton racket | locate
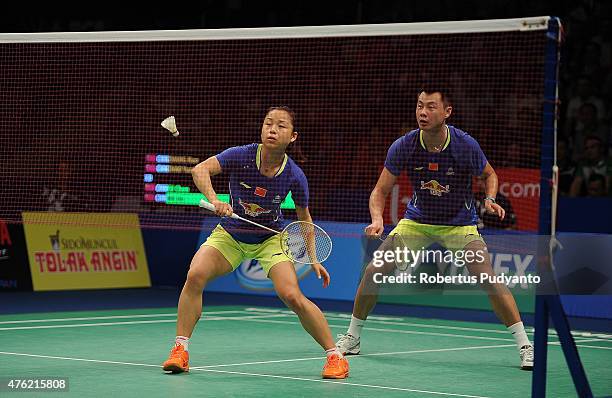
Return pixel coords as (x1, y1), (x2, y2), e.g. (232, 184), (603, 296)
(199, 199), (332, 264)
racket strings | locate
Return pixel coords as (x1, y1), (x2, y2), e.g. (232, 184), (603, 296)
(283, 222), (332, 264)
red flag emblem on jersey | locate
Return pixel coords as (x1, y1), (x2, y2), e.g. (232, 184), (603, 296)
(428, 162), (439, 171)
(254, 187), (267, 197)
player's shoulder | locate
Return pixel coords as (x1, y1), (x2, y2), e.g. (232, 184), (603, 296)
(236, 143), (259, 153)
(448, 125), (481, 148)
(218, 143), (258, 157)
(402, 128), (420, 143)
(390, 128), (419, 148)
(285, 155), (308, 182)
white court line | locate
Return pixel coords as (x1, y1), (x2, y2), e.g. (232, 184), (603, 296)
(191, 343), (516, 369)
(0, 351), (160, 368)
(0, 310), (248, 325)
(3, 308), (610, 351)
(246, 308), (403, 319)
(197, 368), (492, 398)
(233, 317), (514, 342)
(245, 307), (605, 341)
(0, 351), (492, 398)
(566, 340), (612, 350)
(247, 307), (515, 335)
(226, 317), (612, 350)
(575, 345), (612, 350)
(0, 314), (289, 331)
(4, 306), (609, 342)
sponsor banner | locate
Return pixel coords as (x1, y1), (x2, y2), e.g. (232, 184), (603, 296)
(0, 219), (33, 291)
(495, 168), (540, 231)
(23, 213), (150, 291)
(384, 167), (540, 231)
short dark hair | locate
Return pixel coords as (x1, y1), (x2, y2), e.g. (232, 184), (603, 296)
(266, 106), (296, 130)
(418, 86), (452, 107)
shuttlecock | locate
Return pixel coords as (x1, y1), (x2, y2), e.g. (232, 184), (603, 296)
(161, 116), (179, 137)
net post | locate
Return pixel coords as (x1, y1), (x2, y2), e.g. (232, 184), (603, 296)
(532, 16), (593, 398)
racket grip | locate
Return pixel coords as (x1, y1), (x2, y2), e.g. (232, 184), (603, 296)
(198, 199), (216, 212)
(199, 199), (239, 219)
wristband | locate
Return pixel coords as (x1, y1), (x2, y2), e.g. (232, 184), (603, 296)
(484, 197), (496, 203)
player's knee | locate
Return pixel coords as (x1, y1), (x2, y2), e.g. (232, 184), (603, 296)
(363, 262), (389, 283)
(278, 289), (304, 311)
(185, 267), (210, 291)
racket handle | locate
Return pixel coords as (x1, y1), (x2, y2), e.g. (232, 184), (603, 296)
(198, 199), (239, 219)
(199, 198), (280, 234)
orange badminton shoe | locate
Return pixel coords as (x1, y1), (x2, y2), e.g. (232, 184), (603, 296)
(162, 343), (189, 373)
(322, 353), (349, 379)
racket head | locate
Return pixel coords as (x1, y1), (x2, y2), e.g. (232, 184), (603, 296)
(280, 221), (332, 264)
(390, 233), (411, 271)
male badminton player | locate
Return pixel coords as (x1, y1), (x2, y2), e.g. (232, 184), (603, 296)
(336, 89), (534, 370)
(163, 106), (349, 379)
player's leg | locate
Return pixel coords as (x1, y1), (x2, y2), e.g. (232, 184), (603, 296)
(339, 220), (429, 355)
(351, 236), (397, 320)
(268, 261), (349, 379)
(163, 226), (239, 373)
(463, 238), (533, 370)
(463, 240), (521, 325)
(335, 236), (398, 355)
(176, 245), (233, 338)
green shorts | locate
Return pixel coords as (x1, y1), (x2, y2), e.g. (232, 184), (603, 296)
(202, 225), (291, 276)
(389, 219), (484, 251)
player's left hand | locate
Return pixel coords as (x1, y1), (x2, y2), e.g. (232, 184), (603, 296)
(311, 262), (330, 288)
(485, 201), (505, 220)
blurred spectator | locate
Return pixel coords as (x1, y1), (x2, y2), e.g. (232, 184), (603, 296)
(567, 102), (609, 161)
(496, 142), (523, 168)
(565, 77), (607, 128)
(603, 71), (612, 107)
(41, 159), (87, 212)
(591, 19), (612, 70)
(586, 173), (607, 197)
(570, 136), (612, 197)
(558, 137), (577, 196)
(577, 42), (607, 88)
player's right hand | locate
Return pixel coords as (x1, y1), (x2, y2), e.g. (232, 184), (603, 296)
(365, 219), (384, 238)
(212, 200), (233, 217)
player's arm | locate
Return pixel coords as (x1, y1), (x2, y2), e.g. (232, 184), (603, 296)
(191, 156), (232, 216)
(295, 205), (330, 288)
(367, 168), (398, 237)
(481, 162), (505, 220)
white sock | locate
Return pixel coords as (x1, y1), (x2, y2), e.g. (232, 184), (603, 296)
(325, 347), (343, 358)
(175, 336), (190, 351)
(347, 315), (366, 338)
(507, 322), (531, 350)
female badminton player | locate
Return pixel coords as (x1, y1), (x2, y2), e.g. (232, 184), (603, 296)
(162, 106), (349, 379)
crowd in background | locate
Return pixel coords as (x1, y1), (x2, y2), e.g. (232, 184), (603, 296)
(3, 0), (611, 230)
(558, 1), (612, 197)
